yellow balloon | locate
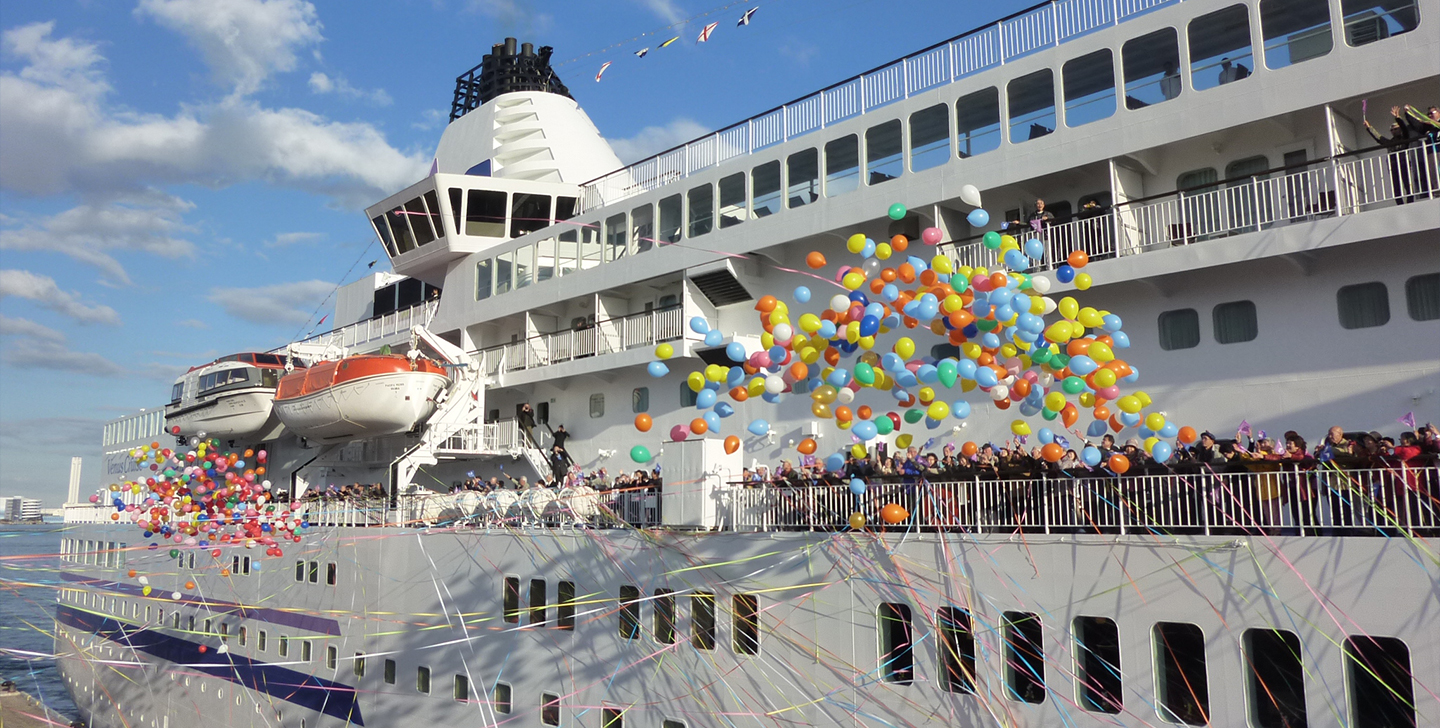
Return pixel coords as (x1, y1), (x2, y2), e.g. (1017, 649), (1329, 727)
(847, 233), (868, 253)
(931, 255), (953, 275)
(798, 313), (822, 333)
(846, 321), (861, 344)
(1088, 341), (1114, 363)
(760, 332), (775, 349)
(1078, 391), (1096, 407)
(942, 294), (964, 313)
(1134, 390), (1153, 407)
(687, 372), (705, 392)
(1117, 395), (1142, 414)
(812, 385), (838, 404)
(1143, 436), (1159, 453)
(1044, 392), (1066, 411)
(927, 401), (950, 420)
(999, 343), (1018, 359)
(1075, 273), (1093, 290)
(1145, 412), (1166, 431)
(747, 378), (766, 397)
(918, 386), (935, 404)
(801, 347), (822, 364)
(811, 402), (832, 418)
(875, 242), (893, 260)
(894, 337), (915, 359)
(1010, 419), (1032, 436)
(858, 335), (876, 350)
(1092, 368), (1117, 388)
(842, 272), (867, 290)
(962, 342), (982, 360)
(960, 379), (977, 392)
(851, 444), (868, 459)
(1044, 322), (1071, 343)
(1058, 296), (1079, 320)
(849, 512), (867, 529)
(1078, 307), (1104, 329)
(655, 343), (674, 359)
(896, 434), (913, 449)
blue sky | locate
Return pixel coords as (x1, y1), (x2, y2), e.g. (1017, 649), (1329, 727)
(0, 0), (1029, 503)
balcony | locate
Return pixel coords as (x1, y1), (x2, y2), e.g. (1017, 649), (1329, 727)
(278, 300), (439, 356)
(477, 305), (685, 380)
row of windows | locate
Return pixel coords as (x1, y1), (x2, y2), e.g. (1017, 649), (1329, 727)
(371, 188), (579, 258)
(101, 410), (164, 447)
(472, 0), (1421, 303)
(1158, 274), (1439, 350)
(62, 539), (127, 568)
(294, 559), (339, 586)
(877, 603), (1414, 727)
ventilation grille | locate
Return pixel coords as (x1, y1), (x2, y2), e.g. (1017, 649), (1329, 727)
(690, 269), (752, 307)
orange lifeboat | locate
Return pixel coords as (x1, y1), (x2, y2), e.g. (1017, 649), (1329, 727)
(272, 355), (450, 443)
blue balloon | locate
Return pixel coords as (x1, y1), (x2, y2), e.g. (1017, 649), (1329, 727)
(826, 368), (850, 387)
(925, 417), (942, 430)
(859, 315), (881, 337)
(1086, 420), (1109, 438)
(1111, 331), (1131, 349)
(956, 359), (978, 380)
(981, 332), (1001, 349)
(714, 402), (735, 418)
(794, 286), (811, 303)
(916, 364), (938, 384)
(825, 453), (846, 472)
(1024, 238), (1045, 260)
(818, 320), (838, 339)
(689, 316), (710, 334)
(967, 208), (990, 227)
(696, 388), (717, 408)
(703, 411), (722, 431)
(880, 283), (900, 302)
(725, 341), (747, 362)
(1038, 427), (1055, 444)
(1102, 314), (1123, 332)
(976, 367), (999, 388)
(907, 256), (929, 273)
(1123, 366), (1140, 383)
(704, 329), (724, 347)
(1004, 249), (1029, 271)
(647, 361), (669, 378)
(747, 419), (770, 436)
(1056, 264), (1076, 283)
(1152, 441), (1174, 462)
(1120, 411), (1141, 427)
(849, 478), (867, 496)
(895, 371), (918, 388)
(881, 352), (904, 372)
(848, 291), (870, 304)
(861, 239), (876, 258)
(1011, 293), (1031, 313)
(1159, 421), (1179, 438)
(853, 420), (879, 440)
(761, 392), (782, 403)
(1068, 355), (1098, 375)
(769, 345), (787, 362)
(1082, 446), (1102, 466)
(727, 366), (746, 387)
(951, 401), (971, 419)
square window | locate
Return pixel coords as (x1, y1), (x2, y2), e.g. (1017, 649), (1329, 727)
(1158, 309), (1201, 350)
(1337, 282), (1390, 329)
(589, 393), (605, 418)
(632, 387), (649, 413)
(1405, 273), (1439, 321)
(1212, 300), (1258, 344)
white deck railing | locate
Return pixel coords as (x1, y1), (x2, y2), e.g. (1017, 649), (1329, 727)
(277, 300), (439, 355)
(476, 306), (684, 377)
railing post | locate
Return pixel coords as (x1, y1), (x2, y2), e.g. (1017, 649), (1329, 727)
(820, 92), (827, 129)
(903, 59), (910, 99)
(998, 20), (1007, 64)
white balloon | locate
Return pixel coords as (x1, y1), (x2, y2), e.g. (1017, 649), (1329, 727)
(836, 387), (856, 404)
(772, 323), (793, 342)
(1038, 373), (1055, 389)
(862, 258), (883, 277)
(1041, 297), (1058, 315)
(960, 184), (983, 208)
(1030, 275), (1052, 294)
(764, 375), (786, 394)
(991, 385), (1010, 401)
(830, 294), (851, 313)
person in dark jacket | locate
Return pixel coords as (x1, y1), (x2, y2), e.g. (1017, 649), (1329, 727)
(517, 403), (538, 448)
(1365, 107), (1418, 203)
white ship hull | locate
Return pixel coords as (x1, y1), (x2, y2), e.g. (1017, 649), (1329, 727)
(273, 371), (448, 443)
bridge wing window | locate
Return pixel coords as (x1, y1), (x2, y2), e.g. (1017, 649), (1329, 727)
(718, 172), (747, 229)
(465, 190), (507, 237)
(1190, 6), (1255, 91)
(511, 193), (551, 238)
(824, 135), (860, 198)
(371, 215), (397, 256)
(865, 120), (903, 185)
(658, 194), (683, 243)
(786, 148), (819, 209)
(404, 197), (437, 246)
(956, 87), (1001, 158)
(1261, 0), (1334, 68)
(909, 104), (949, 172)
(631, 205), (654, 252)
(752, 161), (782, 218)
(687, 184), (713, 238)
(1063, 50), (1116, 127)
(386, 207), (417, 254)
(1007, 70), (1056, 144)
(1124, 28), (1182, 109)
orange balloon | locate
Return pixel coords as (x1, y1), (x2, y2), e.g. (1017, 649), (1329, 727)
(184, 581), (196, 590)
(880, 268), (898, 283)
(1178, 426), (1198, 444)
(897, 263), (916, 284)
(834, 406), (853, 423)
(1011, 379), (1032, 398)
(857, 405), (873, 420)
(1067, 250), (1089, 268)
(1041, 443), (1064, 462)
(1109, 415), (1124, 433)
(634, 413), (653, 432)
(730, 386), (749, 402)
(1060, 403), (1079, 428)
(755, 295), (778, 312)
(724, 435), (741, 454)
(1067, 338), (1092, 356)
(988, 272), (1009, 289)
(961, 441), (978, 458)
(806, 251), (827, 269)
(1093, 406), (1110, 421)
(869, 279), (886, 295)
(993, 398), (1011, 410)
(891, 235), (909, 252)
(797, 438), (818, 455)
(788, 362), (809, 380)
(881, 503), (909, 524)
(127, 569), (137, 578)
(919, 270), (937, 286)
(689, 418), (709, 435)
(1108, 454), (1130, 474)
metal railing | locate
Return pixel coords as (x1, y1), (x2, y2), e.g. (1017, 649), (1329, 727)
(579, 0), (1178, 211)
(436, 419), (526, 453)
(947, 143), (1439, 271)
(277, 300), (439, 355)
(476, 306), (684, 377)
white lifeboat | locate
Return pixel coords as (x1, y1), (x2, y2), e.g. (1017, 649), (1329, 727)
(164, 353), (292, 441)
(272, 354), (449, 443)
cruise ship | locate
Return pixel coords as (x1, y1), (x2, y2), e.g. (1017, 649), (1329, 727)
(54, 1), (1439, 726)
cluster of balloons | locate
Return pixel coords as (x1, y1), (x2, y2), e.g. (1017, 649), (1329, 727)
(634, 201), (1191, 527)
(93, 427), (307, 571)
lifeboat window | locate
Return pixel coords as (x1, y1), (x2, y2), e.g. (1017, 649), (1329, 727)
(404, 197), (436, 246)
(1344, 635), (1413, 728)
(687, 183), (713, 238)
(416, 665), (431, 694)
(631, 205), (654, 252)
(556, 231), (579, 277)
(1154, 622), (1209, 724)
(1261, 0), (1333, 68)
(1007, 69), (1055, 143)
(536, 238), (556, 282)
(1407, 273), (1440, 321)
(718, 172), (746, 229)
(653, 589), (676, 645)
(865, 119), (903, 185)
(752, 160), (782, 218)
(824, 135), (860, 198)
(1063, 49), (1116, 127)
(733, 594), (760, 656)
(555, 196), (577, 222)
(495, 250), (514, 294)
(1002, 611), (1046, 703)
(465, 189), (507, 237)
(601, 706), (624, 728)
(909, 104), (950, 172)
(511, 193), (551, 238)
(493, 682), (512, 713)
(691, 592), (716, 650)
(1337, 281), (1390, 329)
(956, 87), (1001, 158)
(618, 585), (641, 640)
(1074, 616), (1123, 713)
(503, 576), (521, 623)
(476, 259), (493, 300)
(632, 387), (649, 413)
(877, 603), (914, 683)
(383, 658), (396, 685)
(453, 674), (468, 702)
(514, 245), (534, 289)
(1158, 309), (1201, 350)
(1213, 300), (1259, 344)
(590, 393), (605, 419)
(529, 579), (547, 626)
(556, 580), (576, 630)
(1244, 629), (1306, 728)
(787, 147), (819, 208)
(171, 382), (184, 404)
(541, 692), (561, 726)
(937, 607), (976, 694)
(353, 652), (366, 678)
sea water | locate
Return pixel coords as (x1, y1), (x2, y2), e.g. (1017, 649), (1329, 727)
(0, 523), (79, 722)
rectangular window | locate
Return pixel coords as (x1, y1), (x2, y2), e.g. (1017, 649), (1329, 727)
(238, 627), (246, 646)
(877, 603), (914, 684)
(447, 188), (463, 236)
(495, 250), (514, 294)
(581, 226), (602, 269)
(258, 630), (267, 652)
(529, 578), (547, 626)
(416, 666), (431, 694)
(1345, 636), (1413, 728)
(278, 635), (289, 658)
(555, 196), (577, 221)
(589, 393), (605, 418)
(372, 215), (397, 256)
(653, 589), (676, 645)
(733, 594), (760, 655)
(1003, 611), (1045, 703)
(602, 706), (624, 728)
(618, 585), (641, 640)
(511, 193), (551, 238)
(464, 190), (506, 237)
(1008, 69), (1056, 143)
(204, 619), (211, 635)
(718, 172), (746, 228)
(514, 245), (533, 289)
(384, 659), (396, 685)
(691, 592), (716, 650)
(1124, 28), (1183, 109)
(632, 387), (649, 413)
(301, 641), (312, 663)
(1063, 49), (1116, 127)
(1343, 0), (1420, 45)
(631, 205), (654, 253)
(1154, 622), (1210, 725)
(557, 580), (576, 630)
(354, 652), (366, 678)
(680, 381), (698, 407)
(188, 615), (195, 632)
(475, 259), (493, 300)
(1213, 300), (1259, 343)
(387, 207), (417, 254)
(453, 674), (469, 702)
(542, 692), (562, 726)
(956, 87), (1001, 157)
(687, 184), (713, 238)
(219, 622), (228, 641)
(909, 104), (949, 172)
(658, 194), (683, 243)
(503, 576), (520, 623)
(493, 682), (512, 713)
(295, 560), (305, 582)
(752, 161), (782, 218)
(1244, 629), (1306, 728)
(308, 561), (319, 583)
(1337, 282), (1390, 329)
(326, 645), (337, 669)
(1074, 617), (1122, 714)
(404, 197), (436, 246)
(865, 120), (903, 185)
(662, 721), (687, 728)
(1159, 309), (1201, 350)
(937, 607), (975, 694)
(1190, 5), (1255, 91)
(1261, 0), (1333, 68)
(536, 238), (556, 282)
(1406, 273), (1440, 320)
(326, 563), (337, 586)
(824, 135), (860, 197)
(556, 231), (578, 277)
(786, 148), (819, 208)
(605, 213), (628, 260)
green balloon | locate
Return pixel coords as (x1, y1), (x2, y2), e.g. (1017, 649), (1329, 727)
(975, 318), (998, 332)
(950, 276), (969, 293)
(169, 549), (180, 558)
(888, 203), (907, 220)
(982, 231), (1002, 250)
(1062, 376), (1087, 394)
(629, 445), (652, 463)
(903, 408), (925, 424)
(1030, 348), (1051, 365)
(1052, 353), (1071, 369)
(853, 362), (876, 386)
(874, 416), (894, 435)
(1041, 407), (1060, 421)
(937, 359), (958, 388)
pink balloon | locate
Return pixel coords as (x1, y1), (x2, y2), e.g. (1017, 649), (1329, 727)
(670, 424), (690, 441)
(921, 227), (943, 245)
(1097, 385), (1122, 400)
(835, 265), (851, 283)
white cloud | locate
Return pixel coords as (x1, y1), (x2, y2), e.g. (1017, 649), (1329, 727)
(605, 117), (709, 164)
(466, 0), (553, 35)
(0, 315), (125, 376)
(413, 108), (446, 131)
(0, 195), (196, 285)
(207, 279), (334, 324)
(0, 269), (121, 324)
(135, 0), (323, 97)
(637, 0), (685, 26)
(308, 72), (392, 105)
(0, 22), (427, 209)
(268, 231), (326, 247)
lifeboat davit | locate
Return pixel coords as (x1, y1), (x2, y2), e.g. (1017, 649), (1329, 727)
(165, 353), (293, 441)
(272, 355), (449, 443)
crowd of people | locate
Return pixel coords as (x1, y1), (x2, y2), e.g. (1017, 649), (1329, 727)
(1364, 103), (1439, 204)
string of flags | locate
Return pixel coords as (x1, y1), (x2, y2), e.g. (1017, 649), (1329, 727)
(597, 5), (759, 82)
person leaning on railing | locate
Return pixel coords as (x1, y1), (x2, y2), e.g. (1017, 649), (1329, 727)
(1364, 106), (1421, 204)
